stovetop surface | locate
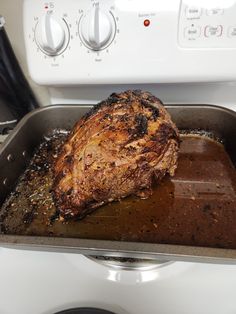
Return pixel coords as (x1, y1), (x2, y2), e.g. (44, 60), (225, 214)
(0, 248), (236, 314)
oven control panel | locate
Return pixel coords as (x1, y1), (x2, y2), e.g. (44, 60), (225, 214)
(23, 0), (236, 85)
(179, 0), (236, 48)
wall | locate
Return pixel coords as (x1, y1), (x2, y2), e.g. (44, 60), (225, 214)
(0, 0), (50, 105)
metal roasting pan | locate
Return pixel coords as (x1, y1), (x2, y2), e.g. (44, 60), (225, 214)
(0, 104), (236, 264)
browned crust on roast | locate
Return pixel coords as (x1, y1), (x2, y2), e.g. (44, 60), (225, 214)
(52, 90), (180, 219)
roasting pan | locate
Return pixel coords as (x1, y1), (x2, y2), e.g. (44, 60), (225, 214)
(0, 104), (236, 264)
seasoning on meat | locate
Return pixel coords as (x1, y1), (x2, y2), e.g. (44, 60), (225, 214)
(52, 90), (180, 219)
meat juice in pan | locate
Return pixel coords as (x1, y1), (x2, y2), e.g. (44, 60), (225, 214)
(1, 131), (236, 249)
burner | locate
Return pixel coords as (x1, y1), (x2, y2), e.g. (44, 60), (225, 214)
(86, 255), (172, 270)
(55, 309), (115, 314)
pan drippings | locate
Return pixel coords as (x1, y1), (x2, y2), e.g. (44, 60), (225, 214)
(1, 131), (236, 249)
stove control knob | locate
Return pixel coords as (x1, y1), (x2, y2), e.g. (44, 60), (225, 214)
(35, 13), (69, 56)
(80, 5), (115, 50)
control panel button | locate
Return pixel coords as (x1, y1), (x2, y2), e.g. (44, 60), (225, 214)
(179, 0), (236, 48)
(185, 7), (202, 19)
(228, 26), (236, 37)
(184, 26), (201, 40)
(206, 8), (224, 16)
(204, 25), (223, 37)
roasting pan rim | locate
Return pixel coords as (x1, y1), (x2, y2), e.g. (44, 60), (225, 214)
(1, 234), (236, 264)
(1, 102), (236, 140)
(1, 103), (235, 153)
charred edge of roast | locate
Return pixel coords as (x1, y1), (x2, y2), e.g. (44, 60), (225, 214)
(135, 114), (148, 136)
(156, 123), (180, 144)
(82, 90), (161, 122)
(82, 92), (124, 122)
(57, 197), (105, 220)
(52, 186), (102, 220)
(140, 99), (160, 121)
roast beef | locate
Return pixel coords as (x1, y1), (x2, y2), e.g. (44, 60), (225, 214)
(53, 90), (180, 219)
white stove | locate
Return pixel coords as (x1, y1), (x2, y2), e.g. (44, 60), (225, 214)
(1, 248), (236, 314)
(1, 0), (236, 313)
